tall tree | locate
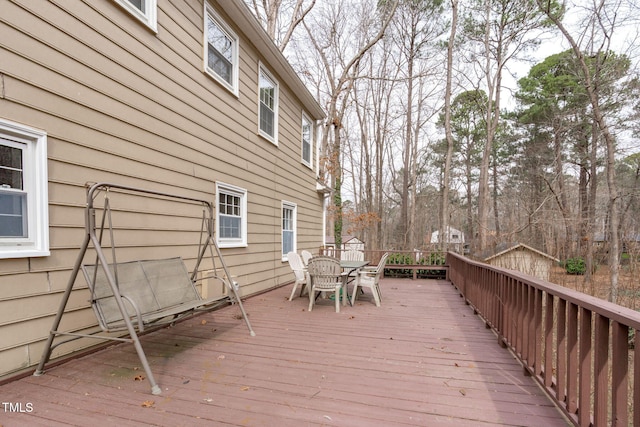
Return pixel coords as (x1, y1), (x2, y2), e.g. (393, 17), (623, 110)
(441, 0), (459, 252)
(536, 0), (634, 302)
(462, 0), (557, 251)
(303, 0), (399, 252)
(391, 0), (446, 250)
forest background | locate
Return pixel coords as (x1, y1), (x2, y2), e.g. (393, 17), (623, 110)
(244, 0), (640, 304)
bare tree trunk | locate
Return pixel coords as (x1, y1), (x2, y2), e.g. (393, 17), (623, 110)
(441, 0), (458, 253)
(536, 0), (621, 302)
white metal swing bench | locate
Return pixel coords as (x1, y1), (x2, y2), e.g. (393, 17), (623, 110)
(34, 182), (255, 395)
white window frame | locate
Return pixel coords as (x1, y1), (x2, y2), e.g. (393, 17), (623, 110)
(281, 201), (297, 260)
(258, 64), (279, 145)
(215, 182), (247, 248)
(203, 4), (239, 95)
(113, 0), (157, 32)
(0, 119), (49, 259)
(301, 113), (313, 168)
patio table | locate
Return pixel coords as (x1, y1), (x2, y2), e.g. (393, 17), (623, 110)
(339, 260), (370, 305)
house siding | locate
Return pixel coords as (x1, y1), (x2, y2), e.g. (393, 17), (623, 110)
(0, 0), (325, 378)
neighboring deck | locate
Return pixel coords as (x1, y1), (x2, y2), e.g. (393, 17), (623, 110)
(1, 278), (569, 426)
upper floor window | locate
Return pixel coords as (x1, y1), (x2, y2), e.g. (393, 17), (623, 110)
(0, 120), (49, 259)
(258, 65), (279, 144)
(301, 113), (312, 168)
(216, 182), (247, 248)
(205, 6), (239, 94)
(113, 0), (157, 31)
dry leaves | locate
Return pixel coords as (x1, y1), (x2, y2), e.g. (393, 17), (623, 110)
(141, 400), (155, 408)
(134, 375), (145, 381)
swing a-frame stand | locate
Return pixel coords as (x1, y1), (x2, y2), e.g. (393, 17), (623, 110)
(34, 182), (255, 395)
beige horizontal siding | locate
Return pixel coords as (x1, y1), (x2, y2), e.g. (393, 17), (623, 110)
(0, 0), (324, 379)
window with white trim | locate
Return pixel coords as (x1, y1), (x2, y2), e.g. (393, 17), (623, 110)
(282, 202), (296, 258)
(204, 5), (239, 94)
(0, 120), (49, 259)
(113, 0), (157, 31)
(258, 65), (279, 144)
(216, 182), (247, 248)
(301, 113), (312, 167)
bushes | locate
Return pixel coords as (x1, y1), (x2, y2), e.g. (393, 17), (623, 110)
(564, 257), (586, 275)
(383, 251), (447, 278)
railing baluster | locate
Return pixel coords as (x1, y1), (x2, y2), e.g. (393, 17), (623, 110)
(567, 302), (579, 414)
(544, 292), (554, 388)
(579, 307), (592, 425)
(611, 321), (628, 426)
(557, 299), (567, 405)
(594, 314), (609, 426)
(534, 288), (543, 376)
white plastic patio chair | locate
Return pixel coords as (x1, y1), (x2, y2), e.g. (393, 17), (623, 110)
(351, 252), (389, 307)
(300, 250), (313, 266)
(306, 256), (347, 313)
(341, 249), (364, 261)
(287, 251), (308, 301)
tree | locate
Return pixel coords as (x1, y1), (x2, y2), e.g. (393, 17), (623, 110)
(536, 0), (638, 302)
(246, 0), (316, 51)
(303, 0), (399, 252)
(441, 0), (459, 252)
(437, 90), (486, 241)
(391, 0), (446, 250)
(461, 0), (558, 251)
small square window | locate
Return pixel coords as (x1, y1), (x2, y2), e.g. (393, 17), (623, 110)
(216, 182), (247, 248)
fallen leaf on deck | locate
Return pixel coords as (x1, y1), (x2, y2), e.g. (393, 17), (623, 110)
(134, 375), (145, 381)
(201, 319), (207, 325)
(240, 386), (250, 391)
(218, 355), (225, 360)
(141, 400), (155, 408)
(459, 389), (466, 396)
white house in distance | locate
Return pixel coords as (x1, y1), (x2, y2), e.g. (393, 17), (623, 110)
(430, 226), (465, 253)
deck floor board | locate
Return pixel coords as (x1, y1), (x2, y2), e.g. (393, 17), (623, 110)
(1, 278), (569, 426)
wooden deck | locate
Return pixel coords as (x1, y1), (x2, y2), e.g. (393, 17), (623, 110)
(1, 278), (569, 426)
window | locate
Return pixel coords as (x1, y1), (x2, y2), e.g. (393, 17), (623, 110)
(258, 65), (279, 144)
(204, 6), (239, 94)
(216, 182), (247, 248)
(0, 120), (49, 259)
(113, 0), (157, 31)
(282, 202), (296, 258)
(301, 113), (312, 167)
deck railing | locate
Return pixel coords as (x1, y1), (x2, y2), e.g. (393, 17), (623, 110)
(318, 249), (449, 279)
(447, 251), (640, 426)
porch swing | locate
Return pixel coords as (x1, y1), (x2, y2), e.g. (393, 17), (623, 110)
(34, 182), (255, 395)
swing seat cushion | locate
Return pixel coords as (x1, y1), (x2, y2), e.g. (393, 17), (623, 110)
(81, 257), (229, 331)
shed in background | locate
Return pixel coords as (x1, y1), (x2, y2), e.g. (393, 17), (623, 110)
(482, 243), (559, 281)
